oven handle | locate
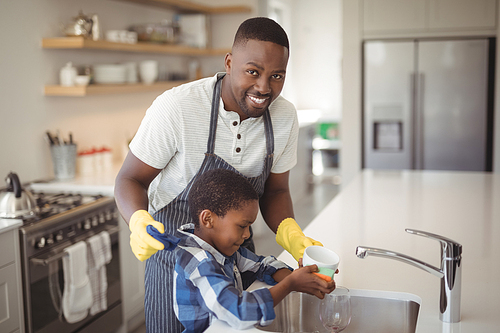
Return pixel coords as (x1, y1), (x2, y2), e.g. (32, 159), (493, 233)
(30, 225), (120, 266)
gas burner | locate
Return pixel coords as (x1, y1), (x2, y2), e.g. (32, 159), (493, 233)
(24, 192), (104, 223)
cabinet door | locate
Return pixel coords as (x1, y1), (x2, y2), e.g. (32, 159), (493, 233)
(119, 216), (146, 326)
(362, 0), (427, 32)
(0, 264), (21, 333)
(0, 229), (15, 268)
(428, 0), (496, 30)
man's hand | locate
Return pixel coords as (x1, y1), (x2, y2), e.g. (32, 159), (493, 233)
(276, 218), (323, 261)
(129, 210), (165, 261)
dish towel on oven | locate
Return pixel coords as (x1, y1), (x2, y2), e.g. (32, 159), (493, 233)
(87, 231), (112, 315)
(62, 241), (93, 323)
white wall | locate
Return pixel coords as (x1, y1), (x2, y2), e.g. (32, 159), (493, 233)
(340, 0), (362, 188)
(0, 0), (255, 184)
(288, 0), (342, 118)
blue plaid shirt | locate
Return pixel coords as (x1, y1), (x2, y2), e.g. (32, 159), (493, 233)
(173, 223), (293, 333)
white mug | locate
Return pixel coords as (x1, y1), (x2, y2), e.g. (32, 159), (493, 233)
(139, 60), (158, 84)
(303, 245), (340, 278)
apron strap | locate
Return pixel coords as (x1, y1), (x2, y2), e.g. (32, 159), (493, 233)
(207, 73), (225, 154)
(263, 109), (274, 156)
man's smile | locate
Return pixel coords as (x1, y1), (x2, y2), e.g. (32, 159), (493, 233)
(247, 94), (269, 107)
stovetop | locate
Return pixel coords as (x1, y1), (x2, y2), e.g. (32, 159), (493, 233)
(30, 192), (104, 221)
(17, 192), (104, 229)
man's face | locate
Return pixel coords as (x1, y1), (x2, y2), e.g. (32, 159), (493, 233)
(223, 39), (289, 120)
(209, 200), (258, 257)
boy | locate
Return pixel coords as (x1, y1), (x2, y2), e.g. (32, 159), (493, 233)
(172, 169), (336, 332)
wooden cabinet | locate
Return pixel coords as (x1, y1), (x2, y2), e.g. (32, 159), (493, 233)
(362, 0), (496, 36)
(0, 229), (24, 333)
(43, 0), (251, 97)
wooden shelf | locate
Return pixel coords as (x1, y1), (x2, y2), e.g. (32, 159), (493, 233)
(42, 37), (230, 55)
(44, 81), (188, 96)
(42, 37), (230, 56)
(111, 0), (252, 13)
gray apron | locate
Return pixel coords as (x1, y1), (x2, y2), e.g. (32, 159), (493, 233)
(144, 73), (275, 332)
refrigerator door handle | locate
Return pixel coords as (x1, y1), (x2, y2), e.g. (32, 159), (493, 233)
(415, 73), (425, 170)
(410, 72), (416, 169)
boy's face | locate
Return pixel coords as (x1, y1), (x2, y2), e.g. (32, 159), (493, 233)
(206, 200), (259, 257)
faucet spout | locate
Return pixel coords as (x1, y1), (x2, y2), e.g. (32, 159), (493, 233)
(355, 246), (444, 278)
(356, 229), (462, 323)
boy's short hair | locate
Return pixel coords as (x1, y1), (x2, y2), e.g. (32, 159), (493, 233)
(233, 17), (289, 51)
(188, 169), (259, 226)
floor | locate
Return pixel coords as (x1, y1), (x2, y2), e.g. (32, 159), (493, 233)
(130, 176), (340, 333)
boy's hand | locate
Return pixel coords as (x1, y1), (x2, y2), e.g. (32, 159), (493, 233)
(286, 265), (336, 299)
(298, 258), (339, 282)
(272, 267), (293, 283)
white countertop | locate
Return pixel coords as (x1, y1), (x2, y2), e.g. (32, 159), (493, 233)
(29, 164), (120, 196)
(206, 169), (500, 333)
(0, 218), (23, 234)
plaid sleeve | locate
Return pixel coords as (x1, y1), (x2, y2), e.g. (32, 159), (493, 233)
(188, 253), (276, 330)
(237, 247), (294, 286)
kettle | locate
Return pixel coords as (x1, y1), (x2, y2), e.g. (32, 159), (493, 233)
(0, 172), (37, 219)
(62, 10), (94, 38)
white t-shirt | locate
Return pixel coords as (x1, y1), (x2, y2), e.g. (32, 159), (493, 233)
(130, 73), (299, 212)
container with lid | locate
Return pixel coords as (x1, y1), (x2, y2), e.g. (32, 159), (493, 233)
(60, 62), (78, 87)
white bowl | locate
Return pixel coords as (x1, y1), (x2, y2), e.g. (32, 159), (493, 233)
(140, 74), (158, 84)
(94, 64), (127, 84)
(139, 60), (158, 68)
(303, 245), (340, 278)
(74, 75), (90, 86)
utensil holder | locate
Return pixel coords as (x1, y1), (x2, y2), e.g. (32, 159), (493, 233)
(50, 144), (77, 180)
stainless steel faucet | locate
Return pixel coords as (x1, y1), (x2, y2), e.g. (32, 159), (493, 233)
(356, 229), (462, 323)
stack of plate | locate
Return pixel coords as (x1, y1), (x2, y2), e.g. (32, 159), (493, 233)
(94, 64), (127, 84)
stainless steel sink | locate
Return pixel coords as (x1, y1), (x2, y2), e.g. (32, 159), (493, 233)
(256, 289), (421, 333)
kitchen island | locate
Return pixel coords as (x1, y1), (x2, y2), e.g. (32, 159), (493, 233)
(206, 169), (500, 333)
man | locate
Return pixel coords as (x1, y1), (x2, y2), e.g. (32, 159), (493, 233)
(114, 17), (322, 333)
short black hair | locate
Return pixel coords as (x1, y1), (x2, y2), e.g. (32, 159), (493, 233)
(233, 17), (289, 51)
(188, 169), (259, 226)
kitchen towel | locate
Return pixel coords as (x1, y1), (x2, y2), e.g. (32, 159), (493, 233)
(62, 241), (92, 323)
(146, 224), (180, 251)
(87, 230), (112, 315)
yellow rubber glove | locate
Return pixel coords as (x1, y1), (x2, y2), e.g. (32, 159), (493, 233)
(129, 210), (165, 262)
(276, 218), (323, 262)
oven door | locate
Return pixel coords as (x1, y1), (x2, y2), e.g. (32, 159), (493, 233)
(25, 226), (122, 333)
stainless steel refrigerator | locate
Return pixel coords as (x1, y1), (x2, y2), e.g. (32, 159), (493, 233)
(363, 39), (494, 171)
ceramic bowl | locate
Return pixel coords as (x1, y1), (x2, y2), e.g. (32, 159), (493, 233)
(74, 75), (90, 86)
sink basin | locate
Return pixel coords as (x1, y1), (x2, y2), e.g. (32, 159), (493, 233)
(256, 289), (421, 333)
